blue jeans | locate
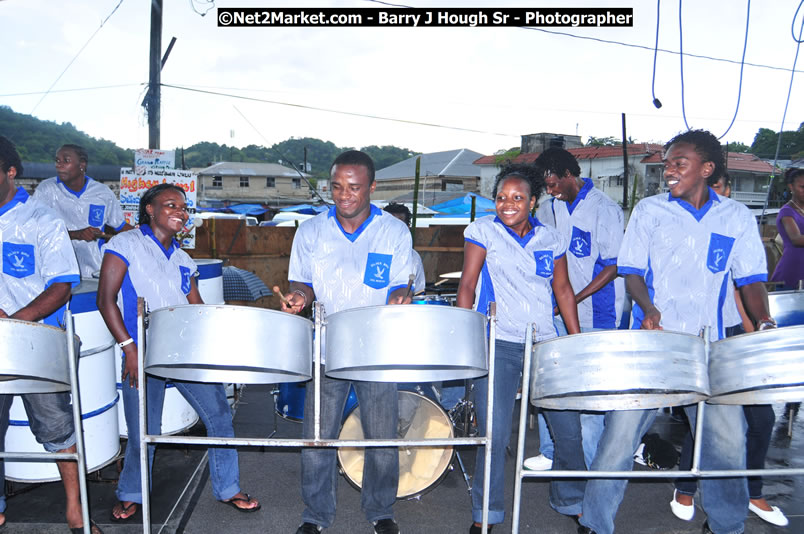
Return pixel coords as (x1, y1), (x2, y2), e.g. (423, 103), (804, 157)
(0, 392), (77, 513)
(300, 371), (398, 528)
(580, 404), (747, 534)
(117, 372), (241, 503)
(471, 339), (525, 525)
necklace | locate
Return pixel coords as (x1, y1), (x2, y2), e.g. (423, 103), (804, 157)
(791, 199), (804, 216)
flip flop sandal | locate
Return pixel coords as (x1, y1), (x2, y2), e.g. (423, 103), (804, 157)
(220, 493), (261, 513)
(70, 518), (103, 534)
(110, 501), (139, 523)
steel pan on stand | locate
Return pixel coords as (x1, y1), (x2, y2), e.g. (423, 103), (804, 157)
(194, 259), (225, 305)
(708, 325), (804, 404)
(4, 280), (121, 482)
(530, 330), (709, 410)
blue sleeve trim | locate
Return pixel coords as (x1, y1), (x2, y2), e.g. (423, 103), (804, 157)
(289, 280), (313, 288)
(618, 266), (646, 277)
(465, 238), (486, 249)
(555, 251), (566, 261)
(104, 249), (130, 267)
(734, 273), (768, 287)
(388, 284), (407, 294)
(113, 220), (127, 232)
(599, 257), (618, 267)
(45, 274), (81, 289)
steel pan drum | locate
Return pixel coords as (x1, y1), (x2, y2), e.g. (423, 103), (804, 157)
(338, 390), (454, 500)
(0, 318), (77, 394)
(768, 290), (804, 327)
(325, 305), (487, 382)
(146, 305), (312, 383)
(709, 325), (804, 404)
(530, 330), (709, 410)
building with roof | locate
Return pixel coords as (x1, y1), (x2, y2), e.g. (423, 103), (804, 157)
(196, 161), (312, 206)
(373, 149), (485, 200)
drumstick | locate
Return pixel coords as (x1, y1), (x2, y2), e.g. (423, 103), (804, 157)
(272, 286), (291, 306)
(404, 274), (415, 299)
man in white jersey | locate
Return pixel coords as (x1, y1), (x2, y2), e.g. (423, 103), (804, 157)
(526, 148), (624, 516)
(0, 136), (102, 533)
(283, 151), (413, 534)
(34, 144), (133, 278)
(577, 130), (774, 534)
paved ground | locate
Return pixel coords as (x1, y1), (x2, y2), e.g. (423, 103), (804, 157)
(2, 385), (801, 533)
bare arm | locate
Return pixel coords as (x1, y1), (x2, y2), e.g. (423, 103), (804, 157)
(738, 281), (772, 329)
(625, 273), (662, 329)
(457, 242), (486, 310)
(97, 253), (140, 387)
(552, 255), (580, 334)
(780, 215), (804, 247)
(575, 264), (618, 304)
(3, 282), (72, 322)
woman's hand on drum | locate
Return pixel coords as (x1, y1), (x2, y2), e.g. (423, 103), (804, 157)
(122, 344), (140, 388)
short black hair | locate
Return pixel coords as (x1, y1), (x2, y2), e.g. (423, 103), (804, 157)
(492, 163), (546, 199)
(0, 136), (23, 178)
(330, 150), (375, 183)
(536, 147), (581, 179)
(708, 171), (731, 188)
(784, 167), (804, 185)
(664, 130), (726, 181)
(383, 202), (411, 225)
(58, 143), (89, 164)
(138, 183), (186, 225)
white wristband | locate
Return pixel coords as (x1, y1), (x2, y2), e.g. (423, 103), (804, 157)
(118, 337), (135, 349)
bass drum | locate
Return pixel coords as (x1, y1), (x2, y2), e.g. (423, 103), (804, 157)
(338, 390), (454, 500)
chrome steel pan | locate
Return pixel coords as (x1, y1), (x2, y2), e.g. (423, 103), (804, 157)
(530, 330), (709, 410)
(145, 305), (312, 383)
(325, 305), (487, 382)
(0, 318), (76, 394)
(709, 325), (804, 404)
(768, 290), (804, 327)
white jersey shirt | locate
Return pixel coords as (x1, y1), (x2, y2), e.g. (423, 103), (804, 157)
(464, 215), (568, 343)
(288, 205), (415, 315)
(548, 179), (624, 329)
(102, 224), (197, 341)
(618, 190), (767, 341)
(411, 249), (425, 294)
(34, 176), (127, 278)
(0, 187), (80, 326)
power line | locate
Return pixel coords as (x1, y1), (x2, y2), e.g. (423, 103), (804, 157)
(161, 83), (517, 138)
(31, 0), (126, 113)
(1, 83), (143, 98)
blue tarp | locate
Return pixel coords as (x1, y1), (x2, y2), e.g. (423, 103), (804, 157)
(279, 204), (328, 215)
(429, 193), (496, 215)
(198, 204), (268, 216)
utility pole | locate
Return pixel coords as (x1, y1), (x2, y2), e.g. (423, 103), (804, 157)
(621, 112), (629, 209)
(147, 0), (163, 149)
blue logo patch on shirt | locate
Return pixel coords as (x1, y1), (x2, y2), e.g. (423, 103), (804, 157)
(3, 242), (35, 279)
(179, 265), (193, 295)
(88, 204), (105, 227)
(363, 252), (392, 289)
(706, 233), (735, 274)
(533, 250), (554, 278)
(570, 226), (591, 258)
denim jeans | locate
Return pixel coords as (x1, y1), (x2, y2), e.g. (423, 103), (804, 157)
(117, 372), (241, 503)
(0, 392), (77, 512)
(300, 371), (398, 528)
(580, 404), (747, 534)
(471, 339), (525, 525)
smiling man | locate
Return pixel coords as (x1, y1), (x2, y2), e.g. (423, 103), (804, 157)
(281, 150), (414, 534)
(576, 130), (773, 534)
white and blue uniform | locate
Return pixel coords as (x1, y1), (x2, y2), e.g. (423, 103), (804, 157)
(411, 249), (425, 294)
(618, 189), (767, 341)
(102, 224), (243, 505)
(547, 179), (624, 329)
(34, 176), (127, 278)
(102, 224), (196, 341)
(464, 215), (567, 343)
(288, 205), (414, 315)
(0, 187), (80, 513)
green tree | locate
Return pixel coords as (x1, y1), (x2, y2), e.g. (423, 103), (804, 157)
(750, 124), (804, 159)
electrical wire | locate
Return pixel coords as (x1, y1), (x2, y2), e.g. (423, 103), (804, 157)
(30, 0), (126, 113)
(160, 83), (516, 138)
(1, 83), (143, 97)
(651, 0), (662, 108)
(678, 0), (690, 130)
(188, 0), (215, 17)
(716, 0), (752, 140)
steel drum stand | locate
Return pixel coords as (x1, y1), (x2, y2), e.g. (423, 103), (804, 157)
(136, 299), (498, 534)
(510, 325), (804, 534)
(0, 311), (92, 534)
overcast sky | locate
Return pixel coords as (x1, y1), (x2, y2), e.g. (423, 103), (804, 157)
(2, 0), (802, 157)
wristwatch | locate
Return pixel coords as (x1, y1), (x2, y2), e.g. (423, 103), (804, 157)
(757, 318), (777, 330)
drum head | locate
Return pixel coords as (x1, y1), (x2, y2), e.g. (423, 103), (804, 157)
(337, 390), (454, 500)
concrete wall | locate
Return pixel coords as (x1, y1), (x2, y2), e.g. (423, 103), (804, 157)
(200, 174), (310, 202)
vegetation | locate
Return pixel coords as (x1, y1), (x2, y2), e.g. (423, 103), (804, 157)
(749, 123), (804, 160)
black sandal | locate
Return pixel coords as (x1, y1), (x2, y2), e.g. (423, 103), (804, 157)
(110, 501), (138, 523)
(70, 518), (103, 534)
(220, 493), (261, 513)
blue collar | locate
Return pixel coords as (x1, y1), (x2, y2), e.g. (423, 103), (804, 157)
(493, 215), (542, 248)
(667, 186), (721, 222)
(328, 204), (380, 243)
(0, 187), (29, 217)
(139, 224), (179, 259)
(566, 178), (594, 215)
(57, 175), (90, 198)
